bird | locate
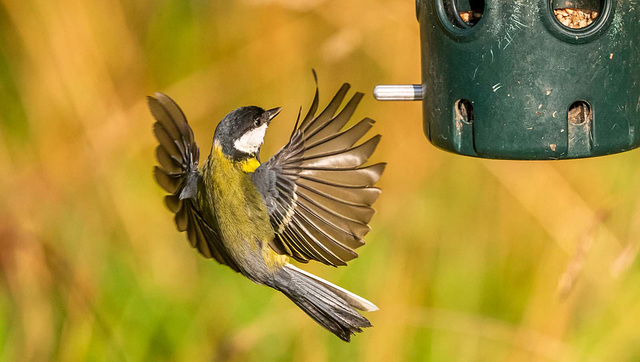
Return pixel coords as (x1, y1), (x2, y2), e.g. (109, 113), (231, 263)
(148, 72), (385, 342)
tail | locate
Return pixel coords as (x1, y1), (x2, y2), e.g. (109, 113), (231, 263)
(274, 264), (378, 342)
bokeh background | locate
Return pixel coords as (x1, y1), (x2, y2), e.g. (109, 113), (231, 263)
(1, 0), (640, 360)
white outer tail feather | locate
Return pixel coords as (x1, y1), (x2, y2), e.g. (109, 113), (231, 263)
(284, 264), (379, 312)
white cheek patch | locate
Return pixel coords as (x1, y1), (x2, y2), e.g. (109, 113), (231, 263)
(234, 123), (268, 154)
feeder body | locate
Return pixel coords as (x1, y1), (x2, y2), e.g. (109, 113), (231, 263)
(417, 0), (640, 159)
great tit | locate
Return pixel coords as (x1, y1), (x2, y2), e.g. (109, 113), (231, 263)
(148, 74), (385, 342)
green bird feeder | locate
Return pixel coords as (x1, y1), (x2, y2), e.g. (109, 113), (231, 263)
(375, 0), (640, 159)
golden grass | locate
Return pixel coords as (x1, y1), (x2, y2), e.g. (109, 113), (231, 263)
(1, 0), (639, 360)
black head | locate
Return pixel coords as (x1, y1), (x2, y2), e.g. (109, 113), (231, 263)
(213, 106), (282, 161)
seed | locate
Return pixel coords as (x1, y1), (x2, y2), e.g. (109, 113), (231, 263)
(458, 10), (482, 25)
(553, 8), (598, 29)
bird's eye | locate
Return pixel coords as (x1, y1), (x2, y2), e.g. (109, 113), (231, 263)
(254, 118), (260, 127)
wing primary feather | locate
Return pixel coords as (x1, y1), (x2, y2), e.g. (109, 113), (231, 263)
(280, 221), (322, 263)
(164, 195), (182, 213)
(295, 186), (375, 222)
(283, 164), (385, 189)
(304, 92), (364, 143)
(175, 205), (189, 232)
(154, 166), (181, 194)
(294, 181), (376, 208)
(301, 83), (350, 135)
(147, 96), (182, 141)
(295, 200), (370, 241)
(295, 189), (368, 226)
(189, 211), (213, 258)
(287, 218), (345, 266)
(156, 146), (182, 174)
(296, 206), (365, 249)
(300, 135), (381, 167)
(299, 70), (320, 129)
(304, 118), (374, 154)
(153, 123), (185, 160)
(276, 234), (308, 263)
(268, 234), (290, 256)
(296, 179), (381, 206)
(294, 164), (385, 187)
(186, 215), (198, 248)
(291, 212), (358, 260)
(290, 106), (303, 140)
(153, 93), (195, 145)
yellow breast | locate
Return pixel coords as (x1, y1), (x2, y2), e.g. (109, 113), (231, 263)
(206, 146), (287, 271)
(240, 157), (261, 173)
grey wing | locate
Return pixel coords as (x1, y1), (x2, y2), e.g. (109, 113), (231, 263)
(252, 75), (385, 267)
(148, 93), (240, 272)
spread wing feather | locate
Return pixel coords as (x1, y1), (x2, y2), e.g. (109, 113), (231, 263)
(148, 93), (240, 272)
(252, 75), (384, 267)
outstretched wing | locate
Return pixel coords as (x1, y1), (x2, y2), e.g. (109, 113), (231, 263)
(148, 93), (240, 272)
(252, 76), (385, 267)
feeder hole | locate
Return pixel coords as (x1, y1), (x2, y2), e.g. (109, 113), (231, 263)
(568, 101), (592, 125)
(441, 0), (484, 28)
(552, 0), (603, 29)
(455, 99), (474, 124)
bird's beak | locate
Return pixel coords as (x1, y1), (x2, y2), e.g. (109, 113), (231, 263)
(264, 107), (282, 124)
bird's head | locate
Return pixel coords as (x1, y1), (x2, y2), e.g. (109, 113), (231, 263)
(213, 106), (282, 161)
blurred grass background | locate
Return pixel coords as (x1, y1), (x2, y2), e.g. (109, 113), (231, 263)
(1, 0), (640, 360)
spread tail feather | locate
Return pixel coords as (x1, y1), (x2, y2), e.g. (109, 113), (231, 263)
(274, 264), (377, 342)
